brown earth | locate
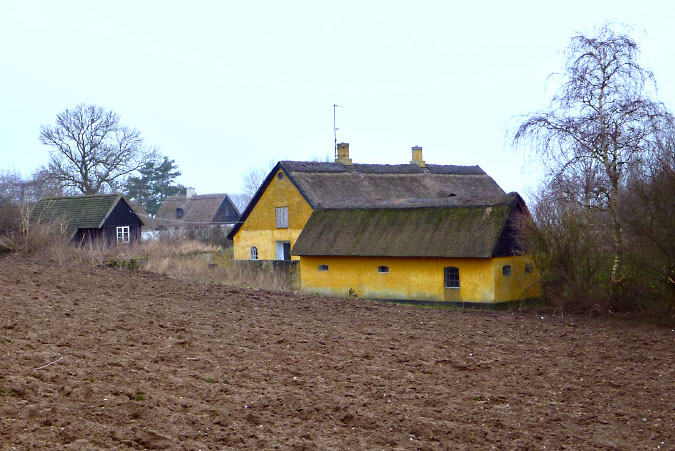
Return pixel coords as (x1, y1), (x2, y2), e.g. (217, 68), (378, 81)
(0, 255), (673, 450)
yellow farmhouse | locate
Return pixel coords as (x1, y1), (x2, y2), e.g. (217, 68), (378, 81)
(228, 144), (540, 306)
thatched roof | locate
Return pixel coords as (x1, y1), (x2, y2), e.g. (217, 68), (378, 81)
(155, 193), (239, 227)
(229, 160), (505, 239)
(291, 193), (526, 258)
(29, 194), (129, 240)
(280, 161), (504, 208)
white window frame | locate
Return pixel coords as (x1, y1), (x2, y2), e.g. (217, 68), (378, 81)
(116, 226), (130, 244)
(276, 207), (288, 229)
(250, 246), (258, 260)
(275, 241), (291, 260)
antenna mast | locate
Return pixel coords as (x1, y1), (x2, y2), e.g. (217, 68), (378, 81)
(333, 104), (340, 159)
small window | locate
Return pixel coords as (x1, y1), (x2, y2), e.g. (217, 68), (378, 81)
(116, 226), (130, 244)
(277, 172), (284, 180)
(250, 246), (258, 260)
(318, 264), (329, 271)
(276, 207), (288, 228)
(176, 208), (184, 219)
(444, 266), (459, 288)
(377, 265), (389, 273)
(502, 265), (512, 276)
(525, 263), (534, 274)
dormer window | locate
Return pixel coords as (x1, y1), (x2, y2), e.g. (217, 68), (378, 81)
(176, 208), (184, 219)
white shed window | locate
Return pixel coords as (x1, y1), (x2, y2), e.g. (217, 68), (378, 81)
(116, 226), (130, 244)
(250, 246), (258, 260)
(276, 207), (288, 228)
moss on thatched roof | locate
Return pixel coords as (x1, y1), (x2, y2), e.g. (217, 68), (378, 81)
(292, 193), (525, 258)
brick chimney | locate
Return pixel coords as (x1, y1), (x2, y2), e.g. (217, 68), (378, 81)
(335, 142), (353, 165)
(411, 145), (426, 167)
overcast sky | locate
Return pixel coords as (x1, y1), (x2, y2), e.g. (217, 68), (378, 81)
(1, 1), (674, 200)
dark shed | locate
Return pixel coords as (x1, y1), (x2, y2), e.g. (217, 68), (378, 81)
(29, 194), (143, 245)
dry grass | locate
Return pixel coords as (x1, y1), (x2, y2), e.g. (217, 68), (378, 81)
(7, 227), (291, 292)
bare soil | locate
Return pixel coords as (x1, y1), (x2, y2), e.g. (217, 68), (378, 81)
(1, 255), (673, 450)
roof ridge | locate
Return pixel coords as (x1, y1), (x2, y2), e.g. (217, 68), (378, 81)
(39, 193), (121, 201)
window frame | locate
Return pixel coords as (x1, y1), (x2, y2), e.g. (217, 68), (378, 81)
(377, 265), (390, 273)
(275, 206), (289, 229)
(444, 266), (460, 289)
(250, 246), (258, 260)
(116, 226), (130, 244)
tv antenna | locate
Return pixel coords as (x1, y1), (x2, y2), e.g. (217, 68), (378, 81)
(333, 104), (343, 159)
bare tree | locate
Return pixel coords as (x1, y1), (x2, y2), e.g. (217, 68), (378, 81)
(40, 104), (158, 195)
(513, 24), (674, 286)
(0, 168), (65, 204)
(228, 193), (251, 214)
(240, 160), (276, 201)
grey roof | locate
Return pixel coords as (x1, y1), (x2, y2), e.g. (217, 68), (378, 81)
(155, 193), (239, 227)
(228, 160), (506, 239)
(291, 193), (525, 258)
(281, 161), (487, 175)
(280, 161), (504, 209)
(29, 194), (126, 240)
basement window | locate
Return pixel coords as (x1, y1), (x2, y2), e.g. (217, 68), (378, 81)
(377, 265), (389, 273)
(502, 265), (512, 276)
(116, 226), (130, 244)
(444, 266), (460, 288)
(250, 246), (258, 260)
(318, 264), (329, 271)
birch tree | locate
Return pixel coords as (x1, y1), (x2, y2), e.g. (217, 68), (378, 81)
(514, 24), (674, 287)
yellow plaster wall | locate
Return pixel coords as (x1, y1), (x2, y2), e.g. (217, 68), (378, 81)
(492, 256), (543, 301)
(299, 256), (499, 303)
(233, 169), (314, 260)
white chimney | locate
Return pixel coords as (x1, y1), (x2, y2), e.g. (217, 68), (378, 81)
(186, 187), (196, 198)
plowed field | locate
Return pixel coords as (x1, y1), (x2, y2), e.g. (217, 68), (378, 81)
(1, 255), (673, 450)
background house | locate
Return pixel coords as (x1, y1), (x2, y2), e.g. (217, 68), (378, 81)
(29, 194), (143, 245)
(155, 188), (240, 229)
